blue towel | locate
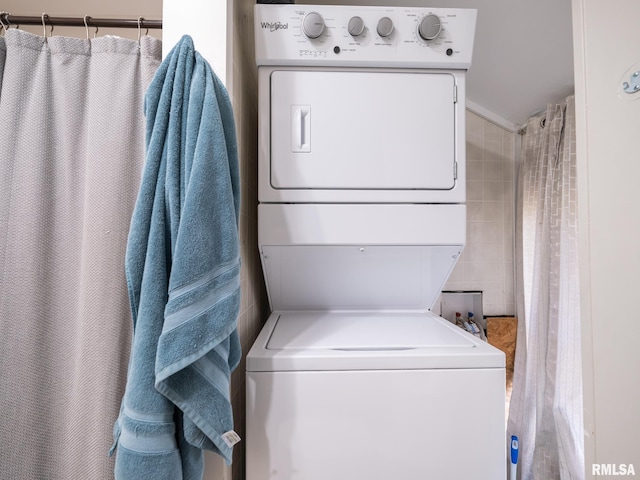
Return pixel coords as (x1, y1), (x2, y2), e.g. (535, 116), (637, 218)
(111, 35), (241, 479)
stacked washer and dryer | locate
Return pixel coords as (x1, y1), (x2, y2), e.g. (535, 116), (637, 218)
(246, 4), (506, 479)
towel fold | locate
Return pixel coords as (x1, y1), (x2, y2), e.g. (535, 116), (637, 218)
(111, 35), (241, 480)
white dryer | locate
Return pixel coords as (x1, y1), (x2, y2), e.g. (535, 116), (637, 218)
(247, 5), (506, 480)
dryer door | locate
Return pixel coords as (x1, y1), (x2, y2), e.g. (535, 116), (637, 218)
(270, 70), (456, 191)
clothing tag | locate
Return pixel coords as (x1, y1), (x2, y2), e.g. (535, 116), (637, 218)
(222, 430), (241, 448)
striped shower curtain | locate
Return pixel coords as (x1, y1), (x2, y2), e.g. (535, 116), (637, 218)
(0, 29), (161, 478)
(507, 95), (584, 479)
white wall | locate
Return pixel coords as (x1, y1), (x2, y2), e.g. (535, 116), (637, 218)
(573, 0), (640, 475)
(162, 0), (228, 79)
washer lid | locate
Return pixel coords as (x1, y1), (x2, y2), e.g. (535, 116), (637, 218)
(247, 311), (506, 371)
(267, 312), (474, 350)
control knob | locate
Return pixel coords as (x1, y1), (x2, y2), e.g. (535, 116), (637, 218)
(376, 17), (394, 37)
(302, 12), (325, 39)
(418, 14), (442, 41)
(348, 16), (365, 37)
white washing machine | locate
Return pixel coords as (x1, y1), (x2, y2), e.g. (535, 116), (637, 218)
(247, 5), (506, 480)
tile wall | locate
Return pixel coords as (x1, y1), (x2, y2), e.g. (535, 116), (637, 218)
(441, 110), (517, 317)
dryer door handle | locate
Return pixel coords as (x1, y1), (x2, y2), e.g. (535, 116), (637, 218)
(291, 105), (311, 153)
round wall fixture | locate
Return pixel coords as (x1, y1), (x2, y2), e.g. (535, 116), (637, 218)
(618, 63), (640, 101)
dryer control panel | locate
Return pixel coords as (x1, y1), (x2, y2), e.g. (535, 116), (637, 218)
(255, 4), (477, 69)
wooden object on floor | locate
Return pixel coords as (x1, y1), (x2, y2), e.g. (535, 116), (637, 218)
(486, 316), (517, 381)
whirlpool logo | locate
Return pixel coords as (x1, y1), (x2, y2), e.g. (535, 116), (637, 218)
(261, 21), (289, 32)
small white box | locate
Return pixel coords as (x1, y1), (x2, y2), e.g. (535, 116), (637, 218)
(441, 290), (484, 329)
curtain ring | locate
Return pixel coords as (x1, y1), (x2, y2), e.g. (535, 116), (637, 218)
(41, 13), (53, 38)
(83, 15), (91, 40)
(137, 17), (144, 42)
(0, 12), (9, 33)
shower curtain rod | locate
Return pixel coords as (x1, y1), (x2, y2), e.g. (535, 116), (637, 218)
(0, 13), (162, 30)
